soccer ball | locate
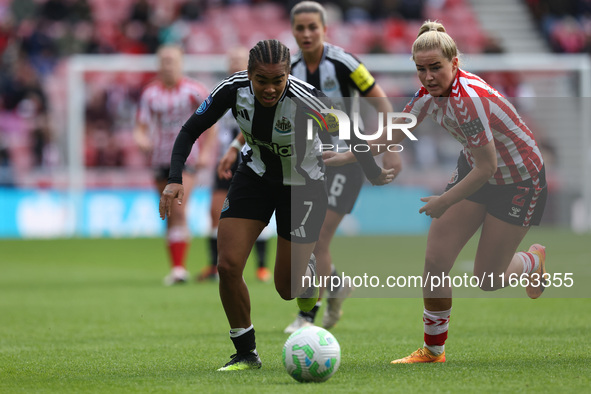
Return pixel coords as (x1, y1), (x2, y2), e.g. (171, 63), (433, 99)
(282, 326), (341, 383)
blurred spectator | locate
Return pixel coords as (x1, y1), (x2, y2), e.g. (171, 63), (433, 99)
(84, 82), (128, 168)
(0, 135), (14, 186)
(85, 89), (113, 134)
(539, 0), (578, 18)
(60, 20), (95, 55)
(481, 35), (504, 54)
(83, 26), (117, 54)
(0, 14), (15, 59)
(396, 0), (425, 20)
(528, 0), (591, 53)
(10, 0), (38, 24)
(549, 16), (586, 52)
(140, 22), (161, 53)
(66, 0), (93, 24)
(344, 0), (372, 23)
(28, 92), (57, 168)
(85, 129), (120, 167)
(0, 54), (58, 170)
(130, 0), (151, 23)
(0, 56), (46, 112)
(87, 129), (124, 167)
(18, 19), (58, 77)
(579, 0), (591, 15)
(116, 20), (150, 54)
(179, 0), (204, 21)
(40, 0), (70, 22)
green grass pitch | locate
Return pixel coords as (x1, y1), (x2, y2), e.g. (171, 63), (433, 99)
(1, 228), (590, 393)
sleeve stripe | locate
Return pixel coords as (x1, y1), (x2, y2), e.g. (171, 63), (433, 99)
(289, 75), (317, 91)
(325, 44), (359, 71)
(289, 82), (328, 112)
(457, 82), (490, 125)
(290, 85), (325, 112)
(211, 72), (249, 96)
(289, 79), (324, 101)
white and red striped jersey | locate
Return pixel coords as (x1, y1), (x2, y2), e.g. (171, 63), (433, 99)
(136, 77), (210, 167)
(404, 68), (543, 185)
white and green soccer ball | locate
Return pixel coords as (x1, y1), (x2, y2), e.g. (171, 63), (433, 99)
(282, 326), (341, 383)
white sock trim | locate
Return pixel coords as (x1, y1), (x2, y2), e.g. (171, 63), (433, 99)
(517, 252), (540, 274)
(229, 324), (253, 338)
(168, 226), (189, 242)
(423, 308), (451, 335)
(424, 342), (445, 356)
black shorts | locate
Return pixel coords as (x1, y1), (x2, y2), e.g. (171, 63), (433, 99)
(220, 166), (328, 243)
(325, 163), (364, 214)
(213, 158), (239, 191)
(154, 166), (196, 182)
(445, 153), (547, 226)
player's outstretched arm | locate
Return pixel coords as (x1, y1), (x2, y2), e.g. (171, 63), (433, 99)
(369, 168), (395, 186)
(159, 183), (184, 220)
(196, 124), (219, 170)
(419, 141), (496, 219)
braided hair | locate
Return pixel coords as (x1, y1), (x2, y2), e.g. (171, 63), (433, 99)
(247, 39), (291, 74)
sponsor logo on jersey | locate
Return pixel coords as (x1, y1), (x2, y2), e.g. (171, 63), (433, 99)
(243, 132), (292, 157)
(195, 95), (212, 115)
(324, 113), (339, 133)
(350, 64), (375, 92)
(274, 117), (292, 133)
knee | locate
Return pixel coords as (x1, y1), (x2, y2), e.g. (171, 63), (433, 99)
(216, 260), (231, 279)
(217, 256), (240, 280)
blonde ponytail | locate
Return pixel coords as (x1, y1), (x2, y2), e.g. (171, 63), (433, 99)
(412, 20), (459, 62)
